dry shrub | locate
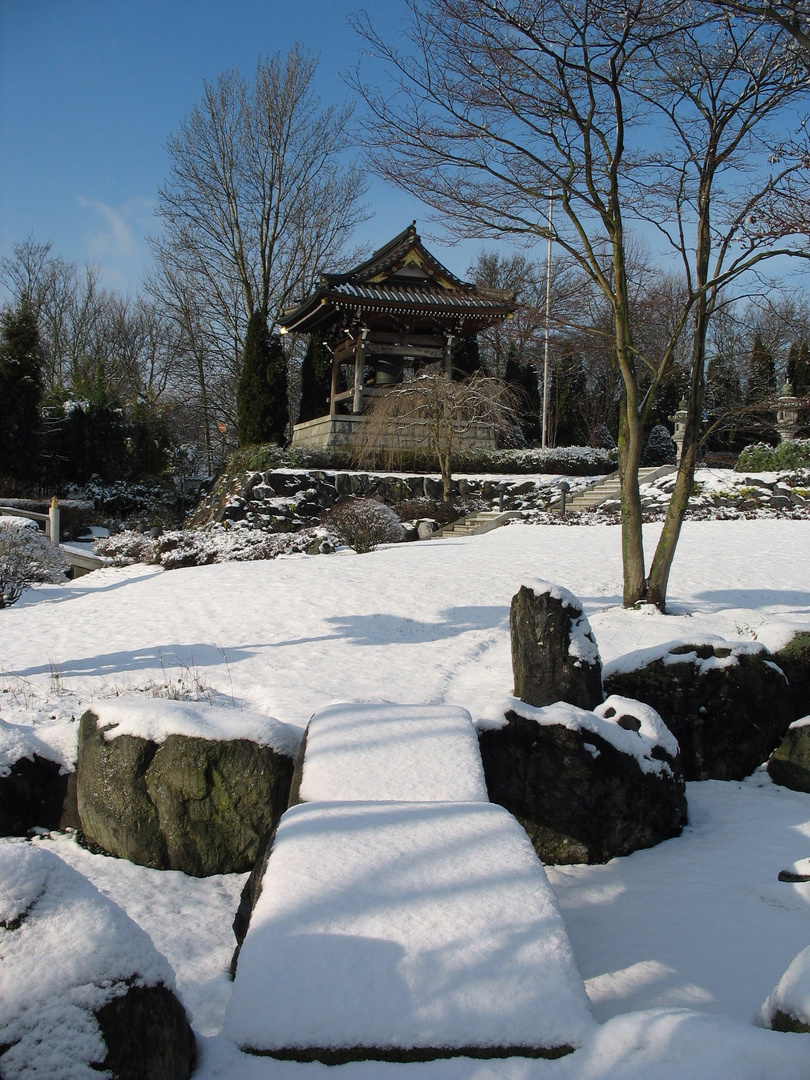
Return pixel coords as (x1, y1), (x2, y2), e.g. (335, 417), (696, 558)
(323, 499), (404, 553)
(0, 520), (68, 608)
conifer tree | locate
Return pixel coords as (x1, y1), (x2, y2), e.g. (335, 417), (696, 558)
(451, 335), (483, 379)
(786, 341), (799, 389)
(0, 301), (43, 486)
(551, 349), (588, 446)
(746, 332), (776, 403)
(298, 334), (332, 423)
(504, 353), (542, 444)
(237, 311), (288, 446)
(795, 340), (810, 396)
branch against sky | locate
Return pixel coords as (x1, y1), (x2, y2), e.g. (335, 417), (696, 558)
(708, 0), (810, 55)
(153, 45), (369, 349)
(349, 0), (810, 608)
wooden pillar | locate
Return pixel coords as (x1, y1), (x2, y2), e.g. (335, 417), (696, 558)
(353, 329), (368, 413)
(329, 348), (340, 416)
(443, 332), (455, 377)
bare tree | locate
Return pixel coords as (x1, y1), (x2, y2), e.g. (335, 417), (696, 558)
(153, 46), (369, 359)
(709, 1), (810, 54)
(350, 0), (809, 609)
(354, 372), (519, 500)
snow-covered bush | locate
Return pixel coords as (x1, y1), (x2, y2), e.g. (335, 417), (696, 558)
(93, 530), (153, 565)
(323, 499), (404, 553)
(95, 526), (336, 569)
(735, 439), (810, 472)
(0, 519), (67, 607)
(473, 445), (617, 475)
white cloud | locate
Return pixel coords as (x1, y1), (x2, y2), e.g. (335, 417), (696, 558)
(76, 195), (155, 291)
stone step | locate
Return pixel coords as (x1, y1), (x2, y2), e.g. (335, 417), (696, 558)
(225, 800), (593, 1062)
(432, 510), (522, 539)
(291, 703), (488, 804)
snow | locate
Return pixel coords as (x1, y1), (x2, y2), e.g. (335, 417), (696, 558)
(30, 830), (245, 1037)
(760, 945), (810, 1030)
(0, 715), (77, 774)
(297, 703), (488, 802)
(86, 696), (300, 756)
(0, 840), (178, 1080)
(2, 516), (810, 1077)
(225, 801), (594, 1055)
(602, 636), (771, 678)
(475, 696), (678, 775)
(757, 618), (810, 655)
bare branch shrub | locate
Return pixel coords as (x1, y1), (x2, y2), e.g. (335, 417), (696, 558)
(353, 372), (520, 501)
(0, 521), (67, 608)
(322, 499), (404, 554)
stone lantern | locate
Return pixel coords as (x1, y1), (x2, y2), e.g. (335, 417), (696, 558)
(776, 381), (800, 443)
(669, 399), (688, 461)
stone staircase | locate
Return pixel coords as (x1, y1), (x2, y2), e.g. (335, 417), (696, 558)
(431, 508), (523, 539)
(550, 465), (675, 513)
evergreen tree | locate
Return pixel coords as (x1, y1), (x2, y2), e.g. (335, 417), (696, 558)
(705, 351), (744, 450)
(451, 334), (483, 379)
(298, 334), (333, 423)
(746, 332), (776, 403)
(504, 353), (542, 444)
(795, 340), (810, 397)
(0, 301), (43, 487)
(237, 311), (288, 446)
(641, 423), (676, 466)
(551, 349), (588, 446)
(786, 341), (799, 390)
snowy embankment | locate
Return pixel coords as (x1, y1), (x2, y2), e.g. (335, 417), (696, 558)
(2, 516), (810, 1077)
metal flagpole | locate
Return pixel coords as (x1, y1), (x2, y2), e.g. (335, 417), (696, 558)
(541, 189), (553, 449)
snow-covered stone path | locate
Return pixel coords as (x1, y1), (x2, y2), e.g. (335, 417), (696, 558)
(225, 704), (594, 1062)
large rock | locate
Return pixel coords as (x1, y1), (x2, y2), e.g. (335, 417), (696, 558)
(0, 843), (195, 1080)
(0, 755), (78, 836)
(603, 639), (794, 781)
(759, 945), (810, 1034)
(767, 718), (810, 792)
(0, 718), (80, 836)
(510, 581), (603, 710)
(757, 623), (810, 721)
(76, 699), (299, 876)
(478, 696), (687, 864)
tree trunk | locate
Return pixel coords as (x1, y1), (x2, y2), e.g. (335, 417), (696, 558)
(646, 303), (709, 611)
(618, 398), (647, 606)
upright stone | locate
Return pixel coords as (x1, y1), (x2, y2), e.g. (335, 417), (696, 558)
(510, 581), (603, 710)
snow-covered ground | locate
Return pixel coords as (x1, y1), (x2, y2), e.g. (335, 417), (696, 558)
(2, 514), (810, 1077)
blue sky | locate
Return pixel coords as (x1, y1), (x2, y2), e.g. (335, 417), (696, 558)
(0, 0), (495, 297)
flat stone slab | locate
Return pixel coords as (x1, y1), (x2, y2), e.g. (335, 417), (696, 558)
(225, 801), (593, 1061)
(296, 703), (489, 803)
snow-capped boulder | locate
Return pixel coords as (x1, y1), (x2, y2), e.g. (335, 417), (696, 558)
(759, 944), (810, 1034)
(510, 581), (603, 710)
(602, 638), (794, 781)
(0, 717), (79, 837)
(757, 621), (810, 722)
(0, 841), (195, 1080)
(768, 717), (810, 792)
(478, 696), (687, 864)
(76, 699), (300, 876)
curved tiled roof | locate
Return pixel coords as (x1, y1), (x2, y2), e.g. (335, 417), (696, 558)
(281, 224), (516, 334)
